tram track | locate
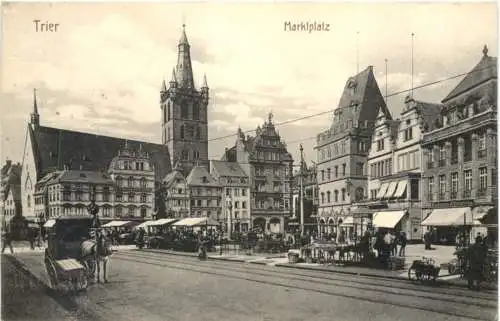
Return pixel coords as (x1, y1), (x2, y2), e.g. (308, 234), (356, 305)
(119, 250), (498, 303)
(112, 251), (497, 321)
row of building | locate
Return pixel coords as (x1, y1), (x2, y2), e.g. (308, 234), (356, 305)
(1, 24), (496, 241)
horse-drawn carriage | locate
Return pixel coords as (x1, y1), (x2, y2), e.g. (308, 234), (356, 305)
(44, 216), (110, 293)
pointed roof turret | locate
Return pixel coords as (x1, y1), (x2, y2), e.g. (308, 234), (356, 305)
(202, 73), (208, 88)
(179, 24), (189, 46)
(30, 88), (40, 128)
(170, 68), (177, 83)
(161, 78), (167, 92)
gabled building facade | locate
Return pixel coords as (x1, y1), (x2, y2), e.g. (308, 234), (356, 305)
(186, 165), (222, 219)
(163, 162), (190, 218)
(360, 96), (442, 241)
(222, 115), (294, 234)
(420, 45), (497, 243)
(315, 65), (389, 239)
(210, 160), (251, 235)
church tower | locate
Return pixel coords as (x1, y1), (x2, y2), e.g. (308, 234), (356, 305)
(160, 24), (209, 176)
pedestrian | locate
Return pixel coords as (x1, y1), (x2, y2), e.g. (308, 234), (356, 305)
(1, 228), (14, 254)
(27, 227), (35, 250)
(467, 236), (488, 290)
(399, 232), (407, 256)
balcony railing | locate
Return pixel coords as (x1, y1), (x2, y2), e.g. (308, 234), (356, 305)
(427, 162), (435, 169)
(477, 149), (487, 159)
(438, 159), (446, 167)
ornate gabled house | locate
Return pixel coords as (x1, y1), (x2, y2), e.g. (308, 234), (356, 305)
(162, 161), (190, 218)
(160, 25), (210, 177)
(314, 65), (389, 240)
(1, 160), (22, 225)
(358, 95), (442, 242)
(21, 90), (172, 222)
(421, 45), (497, 244)
(186, 165), (222, 219)
(210, 160), (251, 235)
(222, 114), (294, 234)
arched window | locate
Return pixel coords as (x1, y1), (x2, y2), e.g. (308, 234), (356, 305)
(167, 102), (171, 121)
(116, 177), (123, 187)
(181, 101), (189, 118)
(180, 125), (185, 139)
(182, 150), (189, 160)
(193, 151), (200, 160)
(193, 103), (200, 120)
(163, 105), (167, 123)
(196, 126), (201, 139)
(128, 177), (134, 187)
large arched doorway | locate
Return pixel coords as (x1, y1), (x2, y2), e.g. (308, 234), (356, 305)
(319, 218), (326, 238)
(328, 218), (335, 235)
(269, 217), (281, 234)
(253, 217), (266, 233)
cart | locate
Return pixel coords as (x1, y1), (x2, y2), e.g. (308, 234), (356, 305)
(43, 216), (94, 293)
(408, 257), (441, 283)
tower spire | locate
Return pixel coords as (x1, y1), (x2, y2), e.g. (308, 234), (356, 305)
(161, 78), (167, 92)
(30, 88), (40, 128)
(202, 73), (208, 88)
(176, 24), (195, 89)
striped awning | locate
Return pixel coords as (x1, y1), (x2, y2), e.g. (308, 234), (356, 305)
(393, 180), (408, 198)
(382, 181), (399, 199)
(376, 183), (389, 199)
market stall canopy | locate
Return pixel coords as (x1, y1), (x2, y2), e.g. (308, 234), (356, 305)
(421, 207), (473, 226)
(102, 220), (131, 228)
(393, 180), (408, 198)
(148, 218), (179, 227)
(382, 181), (399, 199)
(173, 217), (220, 227)
(376, 183), (389, 199)
(44, 220), (56, 228)
(372, 211), (406, 228)
(135, 221), (155, 229)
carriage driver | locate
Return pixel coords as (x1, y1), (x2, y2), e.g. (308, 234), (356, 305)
(88, 199), (101, 239)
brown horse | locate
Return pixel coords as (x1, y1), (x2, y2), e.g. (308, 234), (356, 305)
(81, 232), (113, 283)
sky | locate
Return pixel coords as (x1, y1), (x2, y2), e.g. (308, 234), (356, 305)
(0, 2), (497, 170)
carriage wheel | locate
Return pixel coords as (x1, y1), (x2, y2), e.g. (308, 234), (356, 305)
(44, 257), (58, 289)
(408, 268), (416, 281)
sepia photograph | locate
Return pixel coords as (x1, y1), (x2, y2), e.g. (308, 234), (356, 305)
(0, 2), (498, 320)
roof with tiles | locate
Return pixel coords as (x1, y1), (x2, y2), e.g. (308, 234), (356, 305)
(210, 160), (247, 178)
(186, 165), (220, 187)
(442, 45), (497, 103)
(40, 170), (114, 185)
(29, 125), (171, 182)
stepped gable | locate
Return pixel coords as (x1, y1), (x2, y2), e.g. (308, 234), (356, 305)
(29, 125), (172, 181)
(442, 45), (497, 103)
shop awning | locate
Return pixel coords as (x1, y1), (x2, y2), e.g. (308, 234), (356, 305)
(341, 216), (354, 226)
(372, 211), (406, 228)
(135, 221), (155, 229)
(382, 181), (399, 199)
(173, 217), (220, 227)
(44, 220), (56, 228)
(102, 220), (131, 228)
(148, 218), (178, 227)
(376, 183), (389, 199)
(393, 180), (408, 198)
(421, 207), (473, 226)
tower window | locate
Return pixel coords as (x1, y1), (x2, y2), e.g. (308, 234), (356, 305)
(193, 103), (200, 120)
(196, 126), (201, 139)
(167, 102), (171, 121)
(180, 125), (185, 139)
(182, 150), (189, 160)
(194, 151), (200, 159)
(181, 101), (189, 118)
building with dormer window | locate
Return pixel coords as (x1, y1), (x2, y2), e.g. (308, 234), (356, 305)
(163, 162), (190, 218)
(315, 66), (389, 239)
(186, 165), (222, 219)
(420, 45), (497, 243)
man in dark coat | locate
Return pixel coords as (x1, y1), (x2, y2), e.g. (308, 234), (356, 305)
(467, 236), (488, 290)
(1, 228), (14, 254)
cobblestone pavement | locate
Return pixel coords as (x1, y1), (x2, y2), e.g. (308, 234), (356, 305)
(8, 250), (497, 321)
